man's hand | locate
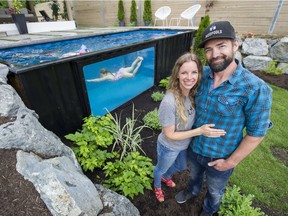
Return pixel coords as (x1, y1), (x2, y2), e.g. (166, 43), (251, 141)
(208, 159), (237, 171)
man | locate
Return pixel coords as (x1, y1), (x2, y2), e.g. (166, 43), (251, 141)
(175, 21), (273, 216)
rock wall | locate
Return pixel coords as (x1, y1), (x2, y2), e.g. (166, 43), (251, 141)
(239, 36), (288, 74)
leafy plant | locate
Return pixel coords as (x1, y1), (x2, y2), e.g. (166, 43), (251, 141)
(193, 15), (211, 66)
(143, 108), (161, 130)
(130, 0), (137, 25)
(261, 60), (284, 75)
(151, 91), (165, 102)
(61, 0), (68, 20)
(143, 0), (152, 23)
(49, 0), (60, 20)
(9, 0), (23, 14)
(0, 1), (9, 9)
(159, 76), (170, 89)
(103, 151), (154, 199)
(104, 105), (148, 161)
(65, 115), (116, 172)
(117, 0), (125, 22)
(218, 185), (266, 216)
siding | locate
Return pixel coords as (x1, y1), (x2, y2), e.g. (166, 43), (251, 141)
(73, 0), (288, 35)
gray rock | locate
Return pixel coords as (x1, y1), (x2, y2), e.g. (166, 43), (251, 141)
(277, 63), (288, 74)
(270, 37), (288, 63)
(243, 55), (272, 71)
(242, 38), (269, 56)
(0, 84), (24, 117)
(16, 151), (103, 216)
(0, 107), (81, 171)
(235, 51), (242, 63)
(96, 184), (140, 216)
(0, 64), (8, 84)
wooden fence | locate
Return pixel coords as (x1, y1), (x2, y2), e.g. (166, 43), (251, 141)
(73, 0), (288, 35)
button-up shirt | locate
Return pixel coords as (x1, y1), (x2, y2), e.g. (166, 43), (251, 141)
(191, 61), (272, 158)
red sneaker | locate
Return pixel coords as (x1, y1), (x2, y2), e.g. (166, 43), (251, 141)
(154, 188), (164, 202)
(161, 177), (176, 188)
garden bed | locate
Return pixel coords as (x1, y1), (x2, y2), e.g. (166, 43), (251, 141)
(0, 70), (287, 216)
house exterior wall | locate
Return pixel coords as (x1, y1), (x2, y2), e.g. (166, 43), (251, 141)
(73, 0), (288, 35)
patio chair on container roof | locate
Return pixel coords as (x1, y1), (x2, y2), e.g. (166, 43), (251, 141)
(154, 6), (171, 26)
(176, 4), (201, 26)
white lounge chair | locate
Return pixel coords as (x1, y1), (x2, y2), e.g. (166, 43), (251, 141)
(170, 4), (201, 27)
(154, 6), (171, 26)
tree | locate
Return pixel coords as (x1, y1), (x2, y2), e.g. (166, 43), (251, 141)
(49, 0), (60, 20)
(118, 0), (125, 22)
(143, 0), (152, 26)
(192, 15), (211, 66)
(130, 0), (137, 26)
(61, 0), (68, 20)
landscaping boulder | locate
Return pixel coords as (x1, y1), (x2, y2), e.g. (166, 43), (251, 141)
(270, 37), (288, 63)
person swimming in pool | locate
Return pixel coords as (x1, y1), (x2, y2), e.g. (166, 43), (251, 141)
(60, 44), (89, 58)
(86, 56), (144, 82)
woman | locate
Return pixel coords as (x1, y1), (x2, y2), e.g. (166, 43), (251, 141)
(153, 53), (226, 202)
(86, 56), (143, 82)
(60, 44), (89, 58)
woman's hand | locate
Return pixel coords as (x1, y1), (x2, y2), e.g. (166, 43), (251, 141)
(199, 124), (226, 137)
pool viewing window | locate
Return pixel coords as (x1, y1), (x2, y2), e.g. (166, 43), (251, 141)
(84, 48), (154, 116)
(6, 28), (195, 136)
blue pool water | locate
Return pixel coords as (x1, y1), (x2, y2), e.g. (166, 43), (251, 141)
(0, 29), (184, 67)
(84, 47), (154, 116)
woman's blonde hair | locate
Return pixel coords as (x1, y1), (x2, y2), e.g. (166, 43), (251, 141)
(167, 52), (203, 127)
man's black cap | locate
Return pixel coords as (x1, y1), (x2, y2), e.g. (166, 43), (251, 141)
(199, 21), (236, 48)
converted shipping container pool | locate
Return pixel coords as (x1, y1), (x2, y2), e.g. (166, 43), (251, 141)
(3, 29), (195, 136)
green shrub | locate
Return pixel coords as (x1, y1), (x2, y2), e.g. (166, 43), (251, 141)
(159, 76), (170, 89)
(65, 115), (116, 172)
(65, 108), (155, 199)
(262, 60), (284, 75)
(143, 0), (152, 22)
(193, 15), (211, 66)
(143, 108), (161, 130)
(117, 0), (125, 22)
(103, 151), (154, 199)
(151, 91), (165, 102)
(219, 185), (266, 216)
(130, 0), (137, 24)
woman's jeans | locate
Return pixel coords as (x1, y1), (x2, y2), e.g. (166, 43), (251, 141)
(187, 147), (234, 214)
(153, 141), (187, 188)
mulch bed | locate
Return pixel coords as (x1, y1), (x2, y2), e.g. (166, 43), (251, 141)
(0, 70), (287, 216)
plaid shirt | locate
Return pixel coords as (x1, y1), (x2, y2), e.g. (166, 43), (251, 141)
(191, 61), (272, 158)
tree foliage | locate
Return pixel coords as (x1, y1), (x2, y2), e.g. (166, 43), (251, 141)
(193, 15), (211, 66)
(143, 0), (152, 22)
(130, 0), (137, 24)
(49, 0), (60, 20)
(117, 0), (125, 22)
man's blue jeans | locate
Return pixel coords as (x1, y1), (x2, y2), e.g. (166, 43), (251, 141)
(187, 147), (234, 214)
(153, 141), (187, 188)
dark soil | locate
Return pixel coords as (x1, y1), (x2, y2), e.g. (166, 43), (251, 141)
(0, 71), (287, 216)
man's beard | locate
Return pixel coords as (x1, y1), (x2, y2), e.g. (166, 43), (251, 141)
(208, 56), (233, 73)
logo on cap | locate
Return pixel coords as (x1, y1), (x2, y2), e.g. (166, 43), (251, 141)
(205, 25), (222, 39)
(210, 26), (216, 31)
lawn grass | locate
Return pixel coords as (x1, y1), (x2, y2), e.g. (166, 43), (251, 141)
(230, 84), (288, 214)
